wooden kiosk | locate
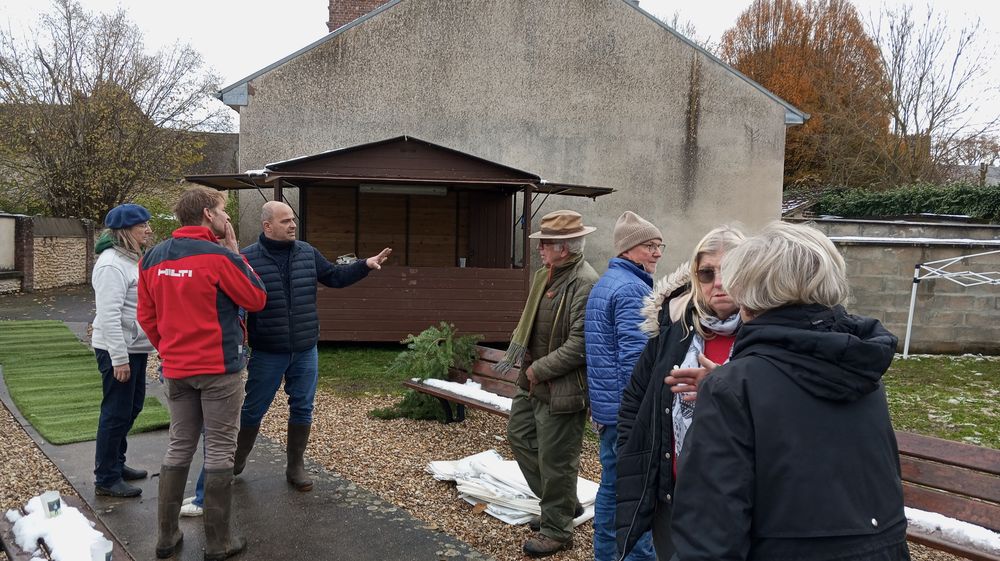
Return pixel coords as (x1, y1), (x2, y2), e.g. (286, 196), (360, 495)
(185, 136), (612, 342)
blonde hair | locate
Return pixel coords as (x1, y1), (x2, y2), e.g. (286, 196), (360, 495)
(104, 227), (145, 255)
(174, 186), (227, 226)
(722, 221), (849, 317)
(689, 225), (746, 339)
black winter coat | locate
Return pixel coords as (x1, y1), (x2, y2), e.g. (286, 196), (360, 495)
(242, 237), (369, 353)
(670, 304), (910, 561)
(615, 287), (692, 558)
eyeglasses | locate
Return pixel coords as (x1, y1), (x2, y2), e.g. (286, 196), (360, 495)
(696, 268), (721, 284)
(641, 242), (666, 253)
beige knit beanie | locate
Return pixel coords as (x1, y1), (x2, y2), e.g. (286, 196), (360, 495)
(614, 211), (663, 255)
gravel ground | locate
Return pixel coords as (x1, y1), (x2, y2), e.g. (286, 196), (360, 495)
(0, 383), (962, 561)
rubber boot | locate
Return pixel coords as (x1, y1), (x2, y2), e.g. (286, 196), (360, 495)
(203, 468), (246, 561)
(156, 464), (190, 559)
(285, 423), (313, 492)
(231, 425), (260, 476)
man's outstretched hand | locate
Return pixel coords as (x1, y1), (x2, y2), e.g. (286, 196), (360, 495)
(366, 248), (392, 270)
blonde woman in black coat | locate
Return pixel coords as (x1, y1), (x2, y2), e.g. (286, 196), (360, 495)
(670, 221), (910, 561)
(615, 225), (745, 560)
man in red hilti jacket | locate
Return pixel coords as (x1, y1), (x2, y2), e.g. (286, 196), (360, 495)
(138, 186), (266, 561)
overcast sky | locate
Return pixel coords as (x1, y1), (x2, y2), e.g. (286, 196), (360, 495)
(2, 0), (997, 130)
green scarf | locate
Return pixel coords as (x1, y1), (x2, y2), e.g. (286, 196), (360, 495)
(494, 253), (581, 374)
(95, 230), (144, 257)
(95, 231), (115, 254)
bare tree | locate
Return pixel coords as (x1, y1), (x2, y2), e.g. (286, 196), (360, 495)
(943, 134), (1000, 186)
(659, 11), (715, 52)
(0, 0), (232, 221)
(869, 4), (999, 185)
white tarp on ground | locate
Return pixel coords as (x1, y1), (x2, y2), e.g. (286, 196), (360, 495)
(428, 450), (597, 526)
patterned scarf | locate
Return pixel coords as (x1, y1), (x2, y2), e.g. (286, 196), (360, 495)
(672, 312), (742, 462)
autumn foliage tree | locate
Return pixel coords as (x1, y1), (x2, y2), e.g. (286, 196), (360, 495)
(0, 0), (231, 222)
(720, 0), (890, 188)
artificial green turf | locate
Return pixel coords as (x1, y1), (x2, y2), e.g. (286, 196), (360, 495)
(0, 320), (170, 445)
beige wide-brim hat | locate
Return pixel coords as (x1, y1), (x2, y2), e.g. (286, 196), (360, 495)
(528, 210), (597, 240)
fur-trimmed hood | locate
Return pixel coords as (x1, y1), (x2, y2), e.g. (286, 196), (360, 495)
(639, 261), (691, 337)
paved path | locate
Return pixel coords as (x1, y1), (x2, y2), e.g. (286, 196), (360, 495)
(0, 285), (489, 561)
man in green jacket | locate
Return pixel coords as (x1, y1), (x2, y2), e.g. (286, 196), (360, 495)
(496, 210), (599, 557)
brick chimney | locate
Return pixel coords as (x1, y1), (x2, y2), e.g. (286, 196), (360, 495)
(328, 0), (391, 32)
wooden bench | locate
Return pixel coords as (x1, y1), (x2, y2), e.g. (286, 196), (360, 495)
(896, 431), (1000, 561)
(405, 364), (1000, 558)
(402, 345), (518, 423)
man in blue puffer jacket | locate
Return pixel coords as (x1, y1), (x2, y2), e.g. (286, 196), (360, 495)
(585, 211), (663, 561)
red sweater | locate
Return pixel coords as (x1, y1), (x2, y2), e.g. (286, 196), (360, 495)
(704, 333), (736, 366)
(137, 226), (266, 378)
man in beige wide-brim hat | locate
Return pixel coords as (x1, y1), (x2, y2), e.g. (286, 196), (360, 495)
(499, 209), (599, 557)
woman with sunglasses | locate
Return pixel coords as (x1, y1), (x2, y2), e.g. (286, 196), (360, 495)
(614, 225), (745, 560)
(670, 222), (908, 561)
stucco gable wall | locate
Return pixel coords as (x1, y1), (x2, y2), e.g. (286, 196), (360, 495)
(237, 0), (785, 271)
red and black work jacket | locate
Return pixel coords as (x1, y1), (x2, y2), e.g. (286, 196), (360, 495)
(138, 226), (267, 379)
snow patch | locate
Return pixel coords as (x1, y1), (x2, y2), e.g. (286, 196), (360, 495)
(412, 378), (513, 412)
(906, 507), (1000, 555)
(7, 494), (113, 561)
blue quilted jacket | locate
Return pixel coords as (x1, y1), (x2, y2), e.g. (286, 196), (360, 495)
(585, 257), (654, 426)
(242, 236), (369, 353)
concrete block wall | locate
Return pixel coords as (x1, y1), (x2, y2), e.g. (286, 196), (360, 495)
(790, 217), (1000, 242)
(789, 218), (1000, 354)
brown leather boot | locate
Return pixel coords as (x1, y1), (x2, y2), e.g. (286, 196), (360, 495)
(155, 464), (189, 559)
(285, 423), (313, 492)
(523, 535), (573, 558)
(203, 468), (246, 561)
(232, 425), (260, 476)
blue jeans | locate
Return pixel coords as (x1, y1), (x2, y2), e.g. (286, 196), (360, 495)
(194, 433), (206, 507)
(94, 349), (147, 487)
(240, 346), (319, 427)
(595, 424), (655, 561)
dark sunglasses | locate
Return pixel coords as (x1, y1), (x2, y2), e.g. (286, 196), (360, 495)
(696, 268), (720, 284)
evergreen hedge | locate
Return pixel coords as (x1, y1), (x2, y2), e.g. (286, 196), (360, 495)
(816, 183), (1000, 223)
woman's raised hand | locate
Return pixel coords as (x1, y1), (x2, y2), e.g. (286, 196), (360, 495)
(665, 354), (719, 402)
